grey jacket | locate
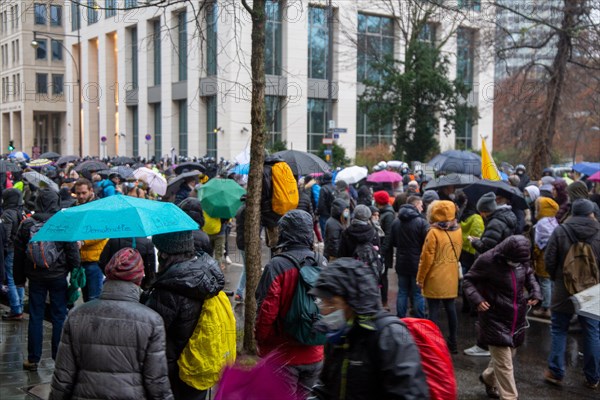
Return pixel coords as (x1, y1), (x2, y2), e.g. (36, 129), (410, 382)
(49, 280), (173, 400)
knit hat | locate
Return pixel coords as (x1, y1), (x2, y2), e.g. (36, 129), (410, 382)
(571, 199), (594, 216)
(567, 181), (589, 201)
(540, 176), (555, 193)
(508, 175), (520, 187)
(477, 192), (497, 213)
(152, 230), (194, 254)
(335, 180), (348, 190)
(421, 190), (439, 204)
(105, 248), (144, 286)
(536, 197), (559, 219)
(353, 204), (372, 221)
(373, 190), (390, 205)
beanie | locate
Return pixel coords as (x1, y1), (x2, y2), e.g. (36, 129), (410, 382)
(421, 190), (439, 204)
(540, 176), (555, 193)
(536, 197), (559, 219)
(335, 180), (348, 190)
(508, 175), (520, 187)
(105, 248), (144, 286)
(477, 192), (497, 214)
(353, 204), (372, 222)
(571, 199), (594, 216)
(152, 230), (194, 254)
(373, 190), (390, 205)
(567, 181), (589, 201)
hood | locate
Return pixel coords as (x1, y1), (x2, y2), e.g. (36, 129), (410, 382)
(565, 216), (600, 242)
(277, 209), (313, 249)
(179, 197), (205, 228)
(35, 189), (61, 214)
(553, 179), (568, 205)
(154, 252), (224, 299)
(398, 204), (421, 221)
(2, 188), (23, 209)
(264, 155), (284, 166)
(537, 197), (559, 219)
(524, 185), (540, 203)
(345, 223), (375, 243)
(330, 198), (348, 219)
(312, 258), (381, 316)
(428, 200), (456, 223)
(489, 207), (517, 229)
(491, 235), (531, 263)
(321, 172), (333, 185)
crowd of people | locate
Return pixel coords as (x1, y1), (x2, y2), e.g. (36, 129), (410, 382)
(0, 153), (598, 399)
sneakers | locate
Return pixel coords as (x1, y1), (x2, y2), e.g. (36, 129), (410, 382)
(584, 379), (599, 390)
(479, 374), (500, 399)
(543, 369), (563, 386)
(22, 360), (38, 371)
(464, 345), (491, 357)
(2, 313), (23, 321)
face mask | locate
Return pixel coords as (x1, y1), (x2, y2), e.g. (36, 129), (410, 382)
(343, 210), (350, 219)
(525, 197), (532, 205)
(318, 309), (347, 332)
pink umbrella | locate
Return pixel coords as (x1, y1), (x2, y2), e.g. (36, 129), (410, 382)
(367, 170), (403, 183)
(589, 171), (600, 182)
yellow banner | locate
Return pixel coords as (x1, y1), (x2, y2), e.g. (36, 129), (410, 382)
(481, 137), (501, 181)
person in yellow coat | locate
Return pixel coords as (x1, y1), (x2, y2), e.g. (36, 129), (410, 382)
(417, 200), (463, 354)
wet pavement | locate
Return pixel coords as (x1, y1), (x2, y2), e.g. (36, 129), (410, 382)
(1, 240), (598, 399)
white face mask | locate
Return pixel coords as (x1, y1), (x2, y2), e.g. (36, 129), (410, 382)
(318, 309), (347, 332)
(343, 210), (350, 219)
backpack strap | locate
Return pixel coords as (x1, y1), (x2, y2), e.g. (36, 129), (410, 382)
(561, 224), (577, 245)
(273, 252), (321, 271)
(444, 230), (460, 263)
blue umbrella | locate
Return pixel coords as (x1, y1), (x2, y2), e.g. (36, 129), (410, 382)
(572, 162), (600, 177)
(8, 151), (30, 161)
(230, 163), (249, 175)
(31, 196), (198, 242)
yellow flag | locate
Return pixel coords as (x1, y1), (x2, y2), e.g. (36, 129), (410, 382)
(481, 137), (501, 181)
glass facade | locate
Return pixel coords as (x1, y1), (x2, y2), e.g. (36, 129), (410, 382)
(308, 7), (328, 79)
(178, 100), (188, 157)
(206, 2), (218, 75)
(52, 74), (64, 95)
(131, 106), (139, 157)
(36, 73), (47, 94)
(35, 39), (47, 60)
(307, 98), (327, 153)
(87, 0), (98, 25)
(71, 2), (80, 31)
(34, 3), (46, 25)
(356, 106), (393, 149)
(106, 0), (117, 18)
(357, 13), (394, 83)
(51, 40), (63, 61)
(455, 106), (473, 150)
(131, 27), (138, 89)
(153, 19), (161, 85)
(418, 23), (437, 44)
(206, 96), (217, 158)
(50, 5), (62, 26)
(265, 96), (282, 147)
(178, 12), (187, 81)
(458, 0), (481, 11)
(265, 1), (282, 76)
(125, 0), (138, 9)
(457, 27), (475, 88)
(153, 103), (162, 160)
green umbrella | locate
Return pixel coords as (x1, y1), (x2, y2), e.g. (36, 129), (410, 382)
(198, 178), (246, 219)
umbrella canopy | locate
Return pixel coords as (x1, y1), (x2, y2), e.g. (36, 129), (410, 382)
(74, 160), (108, 172)
(175, 162), (206, 175)
(9, 151), (30, 161)
(166, 170), (201, 197)
(336, 166), (368, 184)
(229, 163), (249, 175)
(463, 179), (527, 210)
(133, 167), (167, 196)
(39, 151), (61, 160)
(572, 162), (600, 177)
(367, 170), (402, 184)
(425, 174), (480, 191)
(428, 150), (482, 176)
(27, 159), (53, 168)
(56, 155), (78, 166)
(23, 171), (59, 192)
(0, 160), (22, 173)
(272, 150), (330, 176)
(110, 166), (135, 179)
(198, 178), (246, 219)
(587, 171), (600, 182)
(31, 196), (198, 242)
(112, 156), (136, 166)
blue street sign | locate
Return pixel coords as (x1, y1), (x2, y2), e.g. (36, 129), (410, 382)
(333, 134), (340, 139)
(324, 149), (333, 155)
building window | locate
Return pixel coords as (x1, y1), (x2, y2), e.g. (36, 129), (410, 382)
(265, 96), (282, 147)
(34, 3), (47, 25)
(418, 23), (437, 45)
(455, 106), (474, 149)
(15, 39), (19, 62)
(153, 103), (162, 160)
(15, 73), (20, 100)
(458, 0), (481, 11)
(307, 98), (327, 153)
(206, 96), (217, 157)
(130, 27), (138, 89)
(52, 74), (64, 95)
(153, 19), (161, 85)
(106, 0), (117, 18)
(457, 27), (475, 89)
(356, 106), (393, 150)
(87, 0), (98, 25)
(206, 2), (218, 75)
(125, 0), (138, 8)
(357, 13), (394, 83)
(265, 0), (282, 76)
(308, 6), (328, 79)
(178, 100), (188, 157)
(50, 5), (62, 26)
(177, 11), (187, 81)
(130, 106), (139, 157)
(35, 39), (47, 60)
(51, 40), (63, 61)
(71, 2), (80, 31)
(36, 73), (48, 94)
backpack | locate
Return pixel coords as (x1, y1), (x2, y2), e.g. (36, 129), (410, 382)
(276, 253), (327, 346)
(376, 315), (457, 400)
(271, 162), (299, 216)
(178, 291), (237, 390)
(202, 210), (222, 235)
(353, 242), (384, 280)
(26, 219), (63, 269)
(561, 225), (599, 295)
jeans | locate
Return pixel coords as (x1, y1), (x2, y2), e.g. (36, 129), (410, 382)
(538, 277), (553, 309)
(28, 277), (68, 362)
(427, 298), (458, 347)
(319, 216), (328, 241)
(396, 274), (425, 318)
(548, 311), (600, 384)
(5, 250), (25, 315)
(82, 262), (104, 302)
(236, 250), (246, 297)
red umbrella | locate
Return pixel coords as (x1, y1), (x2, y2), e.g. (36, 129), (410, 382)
(588, 171), (600, 182)
(367, 170), (402, 183)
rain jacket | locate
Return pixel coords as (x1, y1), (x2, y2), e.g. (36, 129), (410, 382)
(317, 174), (335, 218)
(98, 237), (157, 290)
(99, 179), (117, 197)
(544, 215), (600, 314)
(1, 188), (23, 248)
(392, 204), (429, 276)
(255, 210), (325, 365)
(460, 212), (484, 256)
(80, 239), (109, 263)
(337, 220), (380, 259)
(463, 236), (541, 348)
(417, 201), (462, 299)
(145, 252), (224, 383)
(50, 280), (173, 400)
(471, 206), (517, 255)
(324, 198), (348, 259)
(378, 204), (395, 256)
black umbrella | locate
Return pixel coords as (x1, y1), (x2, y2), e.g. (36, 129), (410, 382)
(112, 156), (136, 166)
(174, 162), (206, 175)
(463, 180), (527, 210)
(39, 151), (61, 160)
(272, 150), (330, 176)
(165, 170), (201, 197)
(425, 174), (480, 191)
(74, 160), (109, 172)
(111, 166), (135, 179)
(56, 155), (78, 166)
(23, 171), (60, 192)
(0, 160), (22, 173)
(428, 150), (482, 177)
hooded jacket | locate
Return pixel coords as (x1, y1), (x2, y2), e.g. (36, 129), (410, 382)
(417, 201), (462, 299)
(317, 173), (335, 218)
(378, 204), (395, 255)
(255, 210), (325, 365)
(50, 280), (173, 400)
(1, 188), (23, 248)
(337, 220), (380, 259)
(13, 190), (80, 285)
(472, 206), (517, 255)
(463, 236), (541, 348)
(178, 198), (212, 255)
(392, 204), (429, 276)
(544, 215), (600, 314)
(324, 198), (348, 259)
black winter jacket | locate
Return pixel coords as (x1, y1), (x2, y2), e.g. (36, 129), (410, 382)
(1, 188), (22, 248)
(235, 204), (246, 251)
(379, 204), (395, 255)
(463, 236), (541, 348)
(392, 204), (429, 276)
(98, 237), (157, 290)
(357, 185), (372, 206)
(338, 222), (380, 258)
(324, 198), (347, 259)
(472, 206), (517, 254)
(297, 190), (314, 216)
(317, 179), (335, 218)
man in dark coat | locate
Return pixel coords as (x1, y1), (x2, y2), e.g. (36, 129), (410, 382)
(543, 199), (600, 390)
(14, 189), (81, 371)
(324, 198), (348, 260)
(392, 196), (429, 318)
(471, 192), (517, 255)
(309, 258), (429, 399)
(1, 188), (24, 319)
(316, 172), (335, 238)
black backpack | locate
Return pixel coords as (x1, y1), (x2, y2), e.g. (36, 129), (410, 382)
(26, 219), (63, 269)
(353, 242), (384, 280)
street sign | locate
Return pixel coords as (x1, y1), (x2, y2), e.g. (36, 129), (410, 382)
(322, 138), (334, 145)
(324, 149), (332, 155)
(100, 136), (107, 142)
(333, 134), (340, 139)
(328, 128), (347, 134)
(145, 134), (152, 141)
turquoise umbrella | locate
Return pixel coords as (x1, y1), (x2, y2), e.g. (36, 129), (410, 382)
(198, 178), (246, 219)
(31, 196), (198, 242)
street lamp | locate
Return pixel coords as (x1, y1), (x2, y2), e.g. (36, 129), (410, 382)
(31, 27), (82, 158)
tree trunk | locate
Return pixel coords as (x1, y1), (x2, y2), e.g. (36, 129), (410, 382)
(530, 0), (583, 178)
(242, 0), (267, 355)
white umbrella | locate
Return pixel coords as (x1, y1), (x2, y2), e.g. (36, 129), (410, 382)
(23, 171), (59, 192)
(133, 167), (167, 196)
(336, 166), (368, 184)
